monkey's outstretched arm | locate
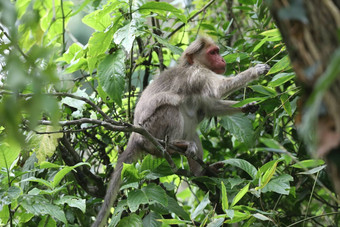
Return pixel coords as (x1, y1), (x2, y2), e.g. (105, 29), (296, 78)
(214, 64), (270, 98)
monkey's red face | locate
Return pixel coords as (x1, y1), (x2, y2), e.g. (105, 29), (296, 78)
(205, 46), (226, 74)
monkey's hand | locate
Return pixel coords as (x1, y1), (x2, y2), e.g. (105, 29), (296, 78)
(255, 64), (270, 75)
(241, 101), (259, 114)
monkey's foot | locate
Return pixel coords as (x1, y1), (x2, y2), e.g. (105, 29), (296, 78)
(172, 140), (198, 159)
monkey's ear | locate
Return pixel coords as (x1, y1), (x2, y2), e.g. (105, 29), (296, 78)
(185, 53), (194, 65)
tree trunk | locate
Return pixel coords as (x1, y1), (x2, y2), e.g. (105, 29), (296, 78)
(269, 0), (340, 194)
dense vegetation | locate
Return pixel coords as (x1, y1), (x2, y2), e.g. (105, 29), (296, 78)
(0, 0), (339, 226)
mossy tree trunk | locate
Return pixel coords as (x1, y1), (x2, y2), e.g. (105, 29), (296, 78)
(269, 0), (340, 194)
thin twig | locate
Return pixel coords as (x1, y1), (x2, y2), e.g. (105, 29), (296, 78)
(166, 0), (216, 39)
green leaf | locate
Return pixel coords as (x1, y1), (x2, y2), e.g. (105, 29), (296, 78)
(231, 97), (267, 108)
(225, 210), (252, 223)
(142, 212), (162, 227)
(221, 182), (229, 212)
(139, 2), (186, 23)
(114, 19), (137, 52)
(253, 37), (268, 52)
(52, 162), (89, 188)
(260, 138), (285, 150)
(153, 34), (183, 56)
(82, 8), (112, 31)
(127, 189), (148, 212)
(22, 177), (53, 189)
(207, 218), (225, 227)
(117, 213), (143, 227)
(87, 28), (115, 71)
(267, 55), (291, 75)
(280, 94), (293, 116)
(191, 193), (210, 220)
(0, 186), (21, 205)
(223, 52), (248, 63)
(40, 161), (61, 169)
(220, 114), (255, 148)
(291, 159), (325, 169)
(250, 85), (277, 97)
(98, 49), (126, 107)
(298, 165), (327, 175)
(26, 125), (62, 163)
(156, 219), (191, 225)
(260, 29), (281, 37)
(262, 174), (293, 195)
(142, 184), (168, 207)
(166, 196), (190, 220)
(258, 161), (278, 190)
(58, 43), (84, 64)
(238, 0), (257, 5)
(221, 159), (257, 180)
(0, 140), (20, 169)
(21, 199), (67, 223)
(230, 183), (250, 207)
(252, 213), (273, 222)
(55, 196), (86, 213)
(268, 72), (295, 87)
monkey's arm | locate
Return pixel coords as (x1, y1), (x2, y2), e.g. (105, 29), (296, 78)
(213, 64), (270, 98)
(204, 99), (258, 117)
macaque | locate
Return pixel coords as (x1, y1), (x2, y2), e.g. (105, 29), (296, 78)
(92, 36), (270, 227)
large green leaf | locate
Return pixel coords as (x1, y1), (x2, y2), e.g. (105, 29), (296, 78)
(127, 189), (148, 212)
(153, 34), (183, 56)
(166, 196), (190, 220)
(221, 159), (257, 180)
(98, 49), (126, 107)
(262, 174), (293, 195)
(139, 2), (186, 23)
(267, 55), (291, 75)
(142, 212), (162, 227)
(142, 184), (168, 207)
(249, 85), (277, 97)
(230, 183), (250, 207)
(268, 72), (295, 87)
(220, 114), (255, 147)
(114, 19), (137, 52)
(117, 213), (143, 227)
(0, 140), (20, 169)
(21, 198), (67, 223)
(52, 162), (90, 188)
(55, 196), (86, 213)
(26, 125), (62, 163)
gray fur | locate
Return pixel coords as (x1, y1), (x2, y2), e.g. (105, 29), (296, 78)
(92, 36), (270, 227)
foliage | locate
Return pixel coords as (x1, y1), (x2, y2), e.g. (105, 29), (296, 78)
(0, 0), (339, 226)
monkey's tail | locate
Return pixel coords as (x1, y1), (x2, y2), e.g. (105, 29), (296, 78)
(91, 142), (138, 227)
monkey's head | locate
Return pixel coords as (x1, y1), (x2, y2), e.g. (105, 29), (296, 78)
(180, 36), (226, 74)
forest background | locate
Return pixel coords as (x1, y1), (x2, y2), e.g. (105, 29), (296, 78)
(0, 0), (340, 226)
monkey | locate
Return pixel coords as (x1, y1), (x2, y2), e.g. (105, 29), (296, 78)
(92, 36), (270, 227)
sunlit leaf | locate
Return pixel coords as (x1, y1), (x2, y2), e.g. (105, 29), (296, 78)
(221, 182), (229, 212)
(139, 2), (186, 23)
(267, 55), (291, 75)
(231, 183), (250, 207)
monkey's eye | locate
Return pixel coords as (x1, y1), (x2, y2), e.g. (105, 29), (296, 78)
(209, 49), (219, 55)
